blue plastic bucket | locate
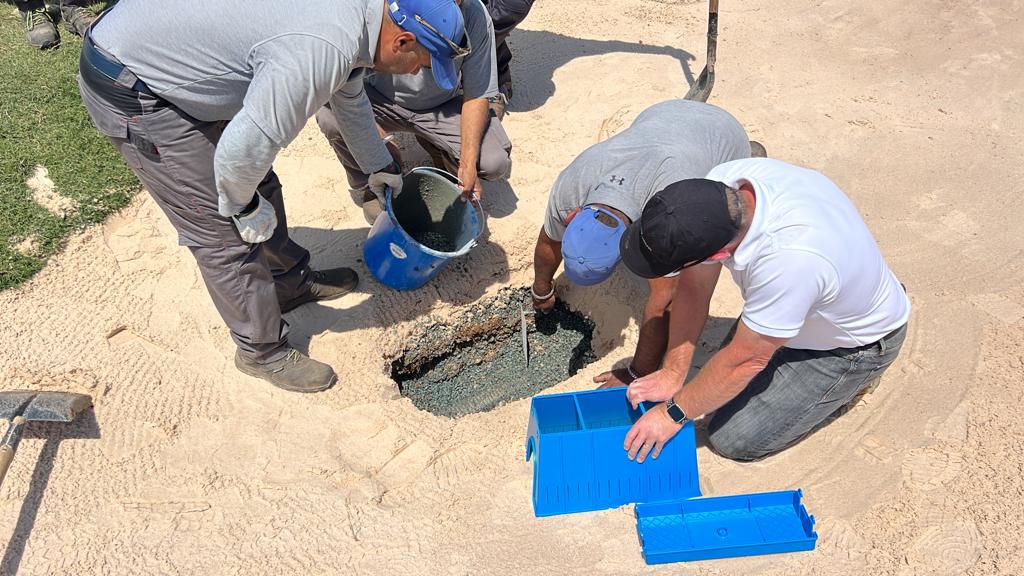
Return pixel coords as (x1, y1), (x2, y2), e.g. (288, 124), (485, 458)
(363, 167), (482, 291)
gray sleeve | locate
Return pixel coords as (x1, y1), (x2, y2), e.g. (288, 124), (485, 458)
(542, 171), (574, 241)
(214, 110), (281, 216)
(460, 0), (499, 101)
(243, 35), (353, 148)
(327, 70), (393, 174)
(213, 35), (351, 212)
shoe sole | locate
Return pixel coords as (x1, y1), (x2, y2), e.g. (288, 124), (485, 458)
(234, 357), (338, 393)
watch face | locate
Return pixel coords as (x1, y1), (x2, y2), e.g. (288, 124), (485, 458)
(667, 401), (687, 424)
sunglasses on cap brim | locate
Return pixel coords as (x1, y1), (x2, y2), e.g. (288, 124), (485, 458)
(414, 14), (472, 59)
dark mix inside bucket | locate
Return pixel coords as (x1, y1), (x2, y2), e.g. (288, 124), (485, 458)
(392, 170), (474, 253)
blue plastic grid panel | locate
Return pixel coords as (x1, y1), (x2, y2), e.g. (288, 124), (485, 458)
(635, 490), (818, 564)
(525, 387), (701, 517)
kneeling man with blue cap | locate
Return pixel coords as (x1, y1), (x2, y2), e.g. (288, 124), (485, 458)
(531, 100), (757, 385)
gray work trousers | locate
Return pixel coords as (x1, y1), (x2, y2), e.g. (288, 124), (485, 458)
(315, 85), (512, 192)
(706, 323), (908, 461)
(78, 53), (311, 363)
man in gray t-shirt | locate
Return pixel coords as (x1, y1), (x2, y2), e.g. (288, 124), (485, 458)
(78, 0), (465, 393)
(317, 0), (512, 221)
(531, 100), (756, 386)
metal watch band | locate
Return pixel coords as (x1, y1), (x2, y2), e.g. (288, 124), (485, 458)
(665, 399), (688, 424)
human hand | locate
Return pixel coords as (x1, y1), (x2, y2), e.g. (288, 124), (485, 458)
(624, 403), (682, 463)
(531, 281), (556, 313)
(593, 366), (635, 389)
(626, 368), (683, 408)
(231, 194), (277, 243)
(368, 163), (403, 198)
(458, 161), (482, 201)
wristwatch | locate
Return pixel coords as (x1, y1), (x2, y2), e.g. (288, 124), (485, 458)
(665, 398), (688, 425)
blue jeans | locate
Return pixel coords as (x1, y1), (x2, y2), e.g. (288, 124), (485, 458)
(706, 323), (908, 461)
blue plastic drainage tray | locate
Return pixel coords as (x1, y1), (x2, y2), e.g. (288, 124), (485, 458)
(525, 387), (700, 517)
(635, 489), (818, 564)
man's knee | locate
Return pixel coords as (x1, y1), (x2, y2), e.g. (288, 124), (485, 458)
(478, 147), (512, 181)
(705, 420), (774, 462)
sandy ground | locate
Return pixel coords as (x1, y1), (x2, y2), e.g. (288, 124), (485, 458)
(2, 0), (1023, 574)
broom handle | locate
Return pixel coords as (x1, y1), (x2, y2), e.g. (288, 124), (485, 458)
(0, 416), (27, 489)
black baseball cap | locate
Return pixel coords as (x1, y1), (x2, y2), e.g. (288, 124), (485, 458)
(619, 179), (741, 278)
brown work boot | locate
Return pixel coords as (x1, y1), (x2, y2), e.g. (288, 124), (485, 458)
(355, 189), (385, 225)
(749, 140), (768, 158)
(234, 348), (337, 393)
(60, 4), (96, 37)
(20, 5), (59, 49)
(280, 267), (359, 313)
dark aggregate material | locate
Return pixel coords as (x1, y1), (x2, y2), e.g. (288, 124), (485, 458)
(391, 287), (597, 418)
(395, 172), (463, 252)
(412, 230), (458, 253)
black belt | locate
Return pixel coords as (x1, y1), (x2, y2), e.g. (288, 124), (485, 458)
(82, 32), (156, 97)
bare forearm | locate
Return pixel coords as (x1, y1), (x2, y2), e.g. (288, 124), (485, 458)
(660, 278), (715, 378)
(460, 98), (489, 170)
(533, 228), (562, 290)
(632, 310), (670, 375)
(631, 277), (676, 375)
(673, 347), (764, 419)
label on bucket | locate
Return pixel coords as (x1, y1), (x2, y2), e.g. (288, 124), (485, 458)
(389, 242), (408, 259)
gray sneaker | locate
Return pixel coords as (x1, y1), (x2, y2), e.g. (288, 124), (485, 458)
(21, 5), (59, 50)
(235, 348), (337, 393)
(44, 2), (60, 21)
(61, 5), (96, 37)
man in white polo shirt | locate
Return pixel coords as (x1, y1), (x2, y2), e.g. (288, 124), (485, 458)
(617, 158), (911, 462)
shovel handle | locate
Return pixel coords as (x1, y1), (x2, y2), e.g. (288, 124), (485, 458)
(0, 416), (27, 489)
(706, 0), (719, 69)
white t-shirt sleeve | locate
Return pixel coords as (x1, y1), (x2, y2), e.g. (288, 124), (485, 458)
(740, 249), (836, 339)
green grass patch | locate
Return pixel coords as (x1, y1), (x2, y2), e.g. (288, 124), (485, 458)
(0, 3), (138, 290)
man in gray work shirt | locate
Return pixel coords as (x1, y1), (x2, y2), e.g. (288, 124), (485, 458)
(531, 100), (759, 387)
(317, 0), (512, 221)
(78, 0), (466, 392)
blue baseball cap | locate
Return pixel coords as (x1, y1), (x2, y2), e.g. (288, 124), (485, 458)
(387, 0), (466, 91)
(561, 205), (627, 286)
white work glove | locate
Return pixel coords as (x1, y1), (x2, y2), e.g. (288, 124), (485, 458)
(368, 162), (404, 200)
(231, 194), (277, 244)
